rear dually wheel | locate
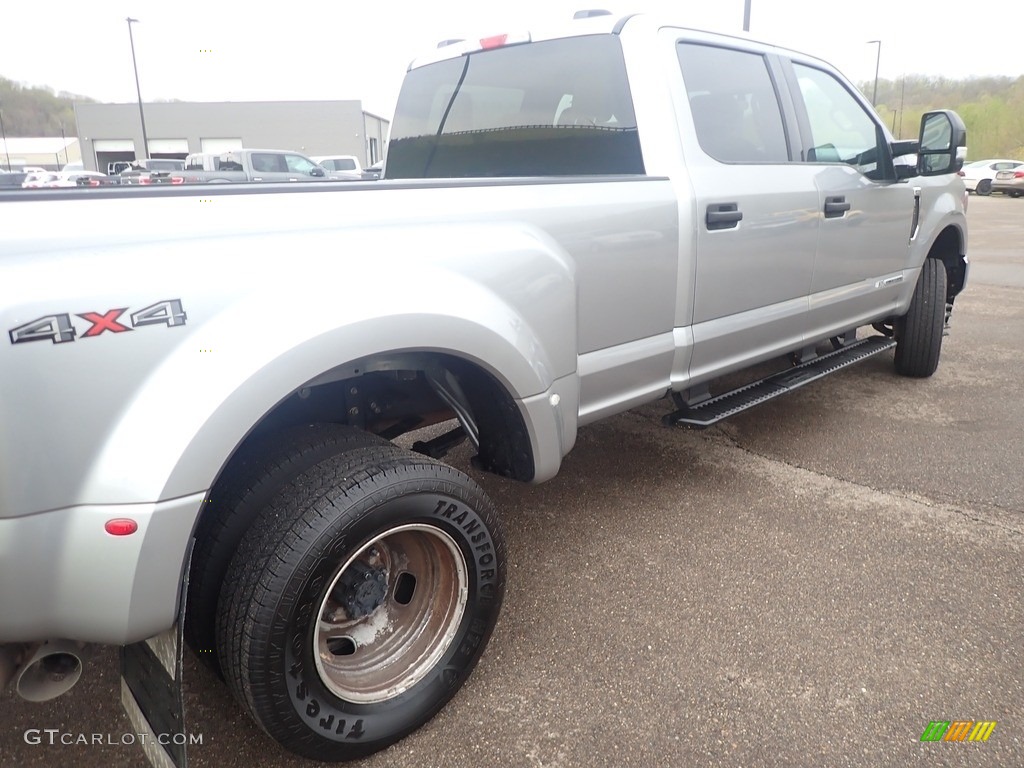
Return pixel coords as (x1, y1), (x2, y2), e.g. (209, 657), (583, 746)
(215, 444), (505, 761)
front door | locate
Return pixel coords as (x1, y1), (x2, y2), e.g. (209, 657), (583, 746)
(787, 62), (917, 339)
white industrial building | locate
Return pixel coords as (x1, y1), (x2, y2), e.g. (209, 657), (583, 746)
(73, 100), (389, 173)
(0, 137), (82, 171)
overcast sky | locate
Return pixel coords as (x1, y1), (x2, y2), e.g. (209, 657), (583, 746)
(1, 0), (1020, 119)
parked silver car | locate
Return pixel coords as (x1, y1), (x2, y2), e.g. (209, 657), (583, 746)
(959, 158), (1024, 195)
(991, 166), (1024, 197)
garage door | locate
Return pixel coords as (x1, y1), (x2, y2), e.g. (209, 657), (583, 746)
(93, 139), (136, 152)
(148, 139), (189, 154)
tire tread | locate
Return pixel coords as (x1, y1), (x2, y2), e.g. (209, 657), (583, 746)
(894, 257), (946, 378)
(185, 423), (389, 674)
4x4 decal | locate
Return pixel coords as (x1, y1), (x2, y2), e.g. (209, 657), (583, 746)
(9, 300), (187, 345)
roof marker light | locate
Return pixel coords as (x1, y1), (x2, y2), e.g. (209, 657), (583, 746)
(477, 32), (531, 51)
(479, 34), (509, 50)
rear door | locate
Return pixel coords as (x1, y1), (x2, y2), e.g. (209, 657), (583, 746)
(674, 39), (820, 383)
(783, 61), (917, 338)
(247, 151), (292, 182)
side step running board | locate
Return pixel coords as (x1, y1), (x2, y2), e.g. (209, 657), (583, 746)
(665, 336), (897, 429)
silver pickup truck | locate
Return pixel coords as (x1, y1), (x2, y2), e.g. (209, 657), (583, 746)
(178, 148), (337, 183)
(0, 11), (968, 765)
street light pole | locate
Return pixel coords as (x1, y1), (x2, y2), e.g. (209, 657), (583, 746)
(743, 0), (752, 31)
(126, 17), (150, 160)
(0, 100), (11, 171)
(898, 76), (906, 137)
(60, 122), (68, 167)
(867, 40), (882, 107)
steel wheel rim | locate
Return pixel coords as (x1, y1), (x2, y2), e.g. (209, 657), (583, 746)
(313, 522), (469, 704)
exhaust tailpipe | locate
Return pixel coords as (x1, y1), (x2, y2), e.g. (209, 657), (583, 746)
(14, 640), (89, 702)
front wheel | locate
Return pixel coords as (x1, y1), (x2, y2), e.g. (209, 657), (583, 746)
(216, 445), (505, 761)
(893, 258), (946, 378)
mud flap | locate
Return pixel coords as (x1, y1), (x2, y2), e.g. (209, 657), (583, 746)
(120, 542), (193, 768)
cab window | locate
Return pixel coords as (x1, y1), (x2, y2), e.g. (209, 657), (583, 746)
(792, 63), (886, 177)
(285, 155), (318, 173)
(677, 43), (789, 164)
(251, 153), (286, 173)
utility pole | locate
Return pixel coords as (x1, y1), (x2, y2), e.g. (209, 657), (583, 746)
(867, 40), (882, 107)
(126, 17), (150, 160)
(0, 100), (11, 171)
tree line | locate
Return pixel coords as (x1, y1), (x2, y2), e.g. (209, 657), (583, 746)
(3, 72), (1023, 160)
(0, 76), (92, 137)
(864, 75), (1024, 160)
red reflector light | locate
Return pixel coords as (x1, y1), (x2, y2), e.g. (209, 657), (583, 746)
(104, 518), (138, 536)
(1015, 171), (1024, 178)
(479, 34), (508, 50)
(171, 176), (184, 184)
(139, 177), (152, 184)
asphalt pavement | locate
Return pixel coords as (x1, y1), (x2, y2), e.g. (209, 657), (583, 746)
(2, 195), (1021, 768)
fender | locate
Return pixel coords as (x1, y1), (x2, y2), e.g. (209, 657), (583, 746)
(75, 222), (578, 507)
(894, 182), (968, 313)
(911, 183), (967, 266)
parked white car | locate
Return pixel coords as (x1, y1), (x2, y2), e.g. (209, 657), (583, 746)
(959, 158), (1024, 195)
(312, 155), (366, 180)
(48, 171), (112, 188)
(21, 172), (60, 188)
(312, 154), (361, 172)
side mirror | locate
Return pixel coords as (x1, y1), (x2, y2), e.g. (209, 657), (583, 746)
(917, 110), (967, 176)
(309, 166), (325, 177)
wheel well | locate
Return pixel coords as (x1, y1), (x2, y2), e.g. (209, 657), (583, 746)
(212, 352), (535, 496)
(927, 225), (966, 302)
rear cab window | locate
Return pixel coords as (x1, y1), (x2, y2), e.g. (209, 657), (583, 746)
(216, 155), (244, 171)
(386, 35), (644, 178)
(146, 159), (182, 171)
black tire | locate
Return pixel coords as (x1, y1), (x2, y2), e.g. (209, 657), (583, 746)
(894, 258), (946, 378)
(976, 178), (992, 196)
(216, 446), (505, 761)
(185, 424), (390, 676)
